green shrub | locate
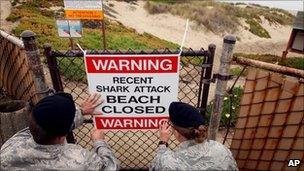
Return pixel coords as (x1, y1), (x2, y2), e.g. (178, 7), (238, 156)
(233, 53), (304, 70)
(11, 1), (179, 81)
(230, 66), (247, 76)
(246, 19), (271, 38)
(280, 57), (304, 70)
(11, 0), (19, 6)
(206, 86), (243, 127)
(6, 13), (21, 22)
(40, 9), (54, 17)
(234, 53), (279, 63)
(144, 1), (293, 37)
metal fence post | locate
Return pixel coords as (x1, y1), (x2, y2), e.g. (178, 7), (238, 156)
(43, 43), (64, 92)
(208, 35), (236, 140)
(43, 44), (75, 143)
(20, 30), (48, 103)
(199, 44), (216, 117)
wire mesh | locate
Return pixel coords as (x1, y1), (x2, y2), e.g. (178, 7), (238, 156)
(47, 48), (211, 169)
(230, 68), (304, 171)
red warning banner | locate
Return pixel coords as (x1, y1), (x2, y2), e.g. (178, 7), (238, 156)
(94, 116), (168, 129)
(85, 55), (178, 73)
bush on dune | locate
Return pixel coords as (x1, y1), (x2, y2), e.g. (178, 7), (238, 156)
(144, 0), (293, 38)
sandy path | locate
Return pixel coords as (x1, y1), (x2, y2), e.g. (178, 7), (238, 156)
(0, 0), (19, 33)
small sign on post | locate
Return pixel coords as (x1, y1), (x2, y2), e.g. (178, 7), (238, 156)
(56, 19), (82, 49)
(56, 20), (82, 38)
(64, 0), (104, 20)
(84, 54), (180, 130)
(64, 0), (106, 49)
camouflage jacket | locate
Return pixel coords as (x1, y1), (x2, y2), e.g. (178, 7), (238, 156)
(150, 140), (238, 170)
(0, 109), (119, 170)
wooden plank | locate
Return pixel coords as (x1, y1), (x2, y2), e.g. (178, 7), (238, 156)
(234, 56), (304, 78)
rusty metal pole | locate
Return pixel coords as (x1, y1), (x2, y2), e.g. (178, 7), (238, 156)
(43, 43), (75, 144)
(200, 44), (216, 117)
(43, 43), (64, 92)
(208, 35), (236, 140)
(21, 30), (48, 103)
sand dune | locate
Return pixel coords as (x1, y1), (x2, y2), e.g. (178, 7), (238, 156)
(104, 1), (300, 70)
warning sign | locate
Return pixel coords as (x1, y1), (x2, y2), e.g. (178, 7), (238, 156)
(64, 0), (103, 20)
(84, 54), (180, 130)
(56, 20), (82, 38)
(65, 10), (104, 20)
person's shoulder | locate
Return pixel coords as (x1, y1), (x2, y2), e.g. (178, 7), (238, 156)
(63, 143), (101, 161)
(63, 143), (90, 155)
(203, 140), (232, 154)
(205, 140), (227, 147)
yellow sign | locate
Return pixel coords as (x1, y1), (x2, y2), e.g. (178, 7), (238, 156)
(65, 10), (104, 20)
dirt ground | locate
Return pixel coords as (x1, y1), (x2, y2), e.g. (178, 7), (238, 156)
(0, 0), (19, 33)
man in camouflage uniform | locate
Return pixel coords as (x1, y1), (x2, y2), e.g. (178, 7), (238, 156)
(0, 93), (119, 170)
(150, 102), (238, 170)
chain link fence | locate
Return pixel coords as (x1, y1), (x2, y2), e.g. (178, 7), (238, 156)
(44, 47), (215, 169)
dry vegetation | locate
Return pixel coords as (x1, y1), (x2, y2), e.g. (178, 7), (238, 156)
(6, 0), (178, 81)
(144, 0), (294, 38)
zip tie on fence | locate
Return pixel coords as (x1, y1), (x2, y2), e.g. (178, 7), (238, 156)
(76, 43), (84, 53)
(77, 43), (87, 58)
(179, 19), (189, 56)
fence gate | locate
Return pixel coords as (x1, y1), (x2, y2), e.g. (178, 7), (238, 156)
(43, 45), (215, 169)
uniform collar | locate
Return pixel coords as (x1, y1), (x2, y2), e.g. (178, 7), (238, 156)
(28, 137), (66, 152)
(178, 140), (196, 150)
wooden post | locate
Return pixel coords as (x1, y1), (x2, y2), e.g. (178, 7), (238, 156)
(282, 29), (297, 60)
(208, 35), (236, 140)
(67, 20), (74, 50)
(20, 30), (49, 103)
(234, 56), (304, 78)
(69, 38), (74, 50)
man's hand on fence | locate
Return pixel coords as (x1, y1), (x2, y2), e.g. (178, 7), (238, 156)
(80, 93), (104, 115)
(91, 129), (105, 142)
